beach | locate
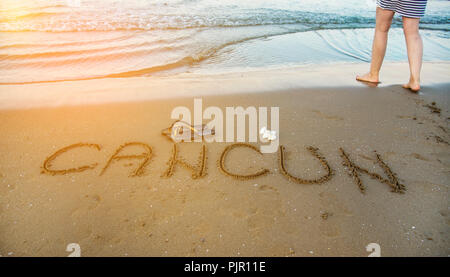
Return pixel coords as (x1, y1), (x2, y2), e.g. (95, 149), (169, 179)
(0, 62), (449, 257)
(0, 0), (449, 258)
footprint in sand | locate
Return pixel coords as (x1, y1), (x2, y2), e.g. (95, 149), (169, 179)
(70, 194), (102, 220)
(246, 194), (286, 236)
(317, 210), (341, 238)
(317, 192), (353, 238)
(319, 191), (353, 217)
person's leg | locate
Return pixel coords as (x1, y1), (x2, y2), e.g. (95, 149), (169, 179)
(356, 7), (394, 83)
(402, 17), (422, 92)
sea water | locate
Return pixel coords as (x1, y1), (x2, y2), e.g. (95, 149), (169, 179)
(0, 0), (448, 84)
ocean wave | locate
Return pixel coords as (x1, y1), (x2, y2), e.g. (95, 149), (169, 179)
(0, 34), (134, 49)
(1, 13), (447, 33)
(0, 27), (305, 78)
(0, 36), (196, 60)
(1, 0), (448, 32)
(2, 45), (185, 68)
(0, 12), (370, 32)
(0, 55), (199, 85)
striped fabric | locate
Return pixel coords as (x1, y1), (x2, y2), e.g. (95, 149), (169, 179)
(377, 0), (428, 18)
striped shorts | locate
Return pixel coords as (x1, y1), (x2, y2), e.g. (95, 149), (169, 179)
(377, 0), (428, 18)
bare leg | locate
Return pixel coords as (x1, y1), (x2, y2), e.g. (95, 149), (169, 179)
(402, 17), (422, 92)
(356, 7), (394, 83)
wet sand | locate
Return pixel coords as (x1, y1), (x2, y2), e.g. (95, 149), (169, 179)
(0, 62), (449, 256)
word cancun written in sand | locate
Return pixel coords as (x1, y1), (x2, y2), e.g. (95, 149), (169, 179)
(41, 141), (406, 194)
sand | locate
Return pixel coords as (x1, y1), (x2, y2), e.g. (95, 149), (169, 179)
(0, 62), (448, 257)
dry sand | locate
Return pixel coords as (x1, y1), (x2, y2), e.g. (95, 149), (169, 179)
(0, 62), (449, 256)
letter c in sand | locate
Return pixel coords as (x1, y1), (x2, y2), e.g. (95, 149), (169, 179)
(219, 143), (270, 180)
(42, 143), (102, 175)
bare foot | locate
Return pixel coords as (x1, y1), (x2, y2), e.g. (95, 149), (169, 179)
(402, 80), (420, 93)
(356, 72), (380, 84)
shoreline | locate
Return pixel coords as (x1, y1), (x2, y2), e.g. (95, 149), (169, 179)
(0, 61), (449, 110)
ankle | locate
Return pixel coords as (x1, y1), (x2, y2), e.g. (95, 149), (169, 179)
(409, 77), (420, 84)
(368, 72), (378, 80)
(369, 72), (379, 79)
